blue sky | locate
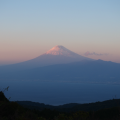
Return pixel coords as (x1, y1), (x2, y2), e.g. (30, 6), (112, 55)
(0, 0), (120, 64)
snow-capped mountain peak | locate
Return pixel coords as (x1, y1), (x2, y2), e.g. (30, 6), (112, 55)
(45, 45), (79, 57)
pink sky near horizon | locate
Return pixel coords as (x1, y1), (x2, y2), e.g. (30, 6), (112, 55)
(0, 39), (120, 65)
(0, 1), (120, 65)
(0, 31), (120, 64)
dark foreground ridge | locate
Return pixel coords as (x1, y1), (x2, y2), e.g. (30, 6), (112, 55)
(16, 99), (120, 112)
(1, 91), (120, 120)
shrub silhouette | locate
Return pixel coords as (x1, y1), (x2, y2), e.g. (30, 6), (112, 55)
(0, 91), (9, 102)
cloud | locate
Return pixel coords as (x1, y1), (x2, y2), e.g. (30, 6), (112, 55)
(84, 51), (108, 56)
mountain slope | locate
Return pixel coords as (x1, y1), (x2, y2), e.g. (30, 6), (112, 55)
(1, 60), (120, 83)
(0, 45), (92, 71)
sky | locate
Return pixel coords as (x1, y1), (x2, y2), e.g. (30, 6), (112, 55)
(0, 0), (120, 65)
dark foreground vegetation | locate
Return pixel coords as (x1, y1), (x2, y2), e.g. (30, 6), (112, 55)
(1, 91), (120, 120)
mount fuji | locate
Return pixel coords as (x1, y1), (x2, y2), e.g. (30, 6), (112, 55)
(0, 45), (92, 71)
(0, 46), (120, 83)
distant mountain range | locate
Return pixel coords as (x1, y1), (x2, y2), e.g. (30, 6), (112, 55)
(0, 45), (120, 83)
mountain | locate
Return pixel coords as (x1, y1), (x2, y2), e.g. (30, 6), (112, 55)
(0, 45), (92, 71)
(1, 45), (120, 83)
(0, 59), (120, 83)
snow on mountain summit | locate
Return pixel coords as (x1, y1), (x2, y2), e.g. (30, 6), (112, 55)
(45, 45), (79, 57)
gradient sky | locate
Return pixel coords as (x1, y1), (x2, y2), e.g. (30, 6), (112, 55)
(0, 0), (120, 65)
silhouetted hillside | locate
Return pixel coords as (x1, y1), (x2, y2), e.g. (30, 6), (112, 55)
(16, 98), (120, 112)
(1, 90), (120, 120)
